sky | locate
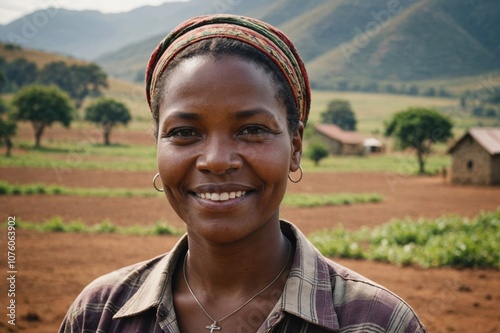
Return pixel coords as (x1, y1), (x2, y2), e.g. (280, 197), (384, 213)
(0, 0), (191, 25)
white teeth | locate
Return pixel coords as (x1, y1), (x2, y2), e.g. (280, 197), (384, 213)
(197, 191), (246, 202)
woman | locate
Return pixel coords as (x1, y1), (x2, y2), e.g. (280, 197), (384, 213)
(60, 15), (426, 332)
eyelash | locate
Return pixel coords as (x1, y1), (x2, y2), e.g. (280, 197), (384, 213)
(166, 128), (198, 138)
(163, 125), (274, 143)
(240, 125), (271, 135)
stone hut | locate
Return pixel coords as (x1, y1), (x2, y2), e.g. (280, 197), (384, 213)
(448, 128), (500, 185)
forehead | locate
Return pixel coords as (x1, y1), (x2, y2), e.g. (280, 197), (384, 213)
(159, 55), (284, 117)
(165, 53), (275, 89)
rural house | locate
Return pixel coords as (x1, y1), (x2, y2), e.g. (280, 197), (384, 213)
(314, 123), (382, 155)
(448, 128), (500, 185)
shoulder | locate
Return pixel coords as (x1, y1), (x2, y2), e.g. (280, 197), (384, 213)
(82, 254), (164, 302)
(324, 257), (427, 333)
(59, 254), (167, 332)
(281, 221), (427, 332)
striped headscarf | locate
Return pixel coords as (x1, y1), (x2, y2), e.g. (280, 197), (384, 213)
(145, 14), (311, 125)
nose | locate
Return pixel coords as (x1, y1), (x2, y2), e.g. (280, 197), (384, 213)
(196, 136), (243, 175)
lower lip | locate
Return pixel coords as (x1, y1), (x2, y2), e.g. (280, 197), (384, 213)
(192, 193), (250, 211)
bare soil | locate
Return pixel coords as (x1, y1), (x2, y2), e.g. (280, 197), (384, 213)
(1, 167), (499, 333)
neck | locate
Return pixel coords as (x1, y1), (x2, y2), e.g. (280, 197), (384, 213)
(183, 222), (291, 297)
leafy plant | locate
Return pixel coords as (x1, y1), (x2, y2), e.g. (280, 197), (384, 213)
(310, 210), (500, 268)
(305, 139), (329, 166)
(282, 193), (383, 207)
(12, 216), (183, 237)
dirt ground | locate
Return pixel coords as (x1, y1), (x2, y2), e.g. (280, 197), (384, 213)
(1, 166), (499, 333)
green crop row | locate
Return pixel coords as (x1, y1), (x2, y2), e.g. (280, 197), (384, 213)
(0, 180), (382, 208)
(14, 216), (183, 236)
(0, 180), (159, 197)
(310, 210), (500, 268)
(282, 192), (382, 207)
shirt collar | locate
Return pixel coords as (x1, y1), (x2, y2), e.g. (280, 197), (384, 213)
(113, 235), (188, 319)
(113, 222), (339, 331)
(280, 221), (339, 331)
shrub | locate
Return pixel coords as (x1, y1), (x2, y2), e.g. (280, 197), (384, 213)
(310, 210), (500, 268)
(93, 220), (117, 233)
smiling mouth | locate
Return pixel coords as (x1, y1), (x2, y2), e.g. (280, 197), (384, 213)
(195, 191), (247, 202)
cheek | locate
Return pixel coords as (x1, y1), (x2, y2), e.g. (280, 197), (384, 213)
(157, 144), (192, 187)
(249, 141), (292, 184)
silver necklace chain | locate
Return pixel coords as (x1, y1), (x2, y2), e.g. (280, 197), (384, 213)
(182, 239), (291, 332)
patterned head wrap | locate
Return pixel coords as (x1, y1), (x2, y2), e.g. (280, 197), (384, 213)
(145, 14), (311, 125)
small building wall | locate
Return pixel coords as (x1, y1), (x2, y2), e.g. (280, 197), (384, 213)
(317, 132), (342, 155)
(491, 155), (500, 185)
(451, 136), (492, 185)
(316, 132), (364, 155)
(342, 143), (364, 155)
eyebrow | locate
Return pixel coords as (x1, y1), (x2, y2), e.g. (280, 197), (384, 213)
(235, 108), (278, 121)
(164, 111), (200, 121)
(165, 108), (278, 122)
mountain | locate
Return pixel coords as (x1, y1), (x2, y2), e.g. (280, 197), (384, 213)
(1, 0), (499, 86)
(0, 1), (213, 60)
(95, 0), (274, 81)
(306, 0), (500, 85)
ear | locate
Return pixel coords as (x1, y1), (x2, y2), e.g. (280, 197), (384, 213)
(290, 121), (304, 172)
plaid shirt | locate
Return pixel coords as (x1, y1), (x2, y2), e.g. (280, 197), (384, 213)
(60, 221), (426, 332)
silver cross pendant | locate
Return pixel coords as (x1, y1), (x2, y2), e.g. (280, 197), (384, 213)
(206, 321), (221, 333)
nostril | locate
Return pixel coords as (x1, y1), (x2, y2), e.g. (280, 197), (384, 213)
(196, 148), (242, 174)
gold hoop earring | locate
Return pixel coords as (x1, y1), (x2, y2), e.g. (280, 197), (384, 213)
(288, 165), (303, 183)
(153, 173), (164, 192)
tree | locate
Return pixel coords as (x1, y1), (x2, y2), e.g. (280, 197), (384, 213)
(39, 61), (74, 92)
(320, 99), (357, 131)
(39, 62), (108, 109)
(306, 139), (329, 166)
(385, 107), (453, 174)
(12, 85), (74, 148)
(0, 70), (5, 91)
(408, 84), (419, 96)
(70, 63), (108, 109)
(85, 98), (131, 145)
(4, 58), (38, 91)
(0, 99), (16, 156)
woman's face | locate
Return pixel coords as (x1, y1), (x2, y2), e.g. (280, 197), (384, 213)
(157, 55), (303, 244)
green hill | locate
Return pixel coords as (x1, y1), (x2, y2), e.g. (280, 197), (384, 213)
(307, 0), (500, 87)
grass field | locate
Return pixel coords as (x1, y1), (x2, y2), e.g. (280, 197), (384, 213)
(309, 90), (460, 133)
(1, 138), (450, 175)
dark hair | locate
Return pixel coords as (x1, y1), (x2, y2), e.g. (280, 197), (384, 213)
(150, 38), (299, 138)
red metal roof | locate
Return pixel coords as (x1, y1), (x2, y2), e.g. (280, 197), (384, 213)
(314, 123), (365, 145)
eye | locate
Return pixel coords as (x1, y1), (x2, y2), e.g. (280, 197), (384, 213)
(167, 128), (199, 138)
(240, 125), (270, 135)
(162, 127), (201, 144)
